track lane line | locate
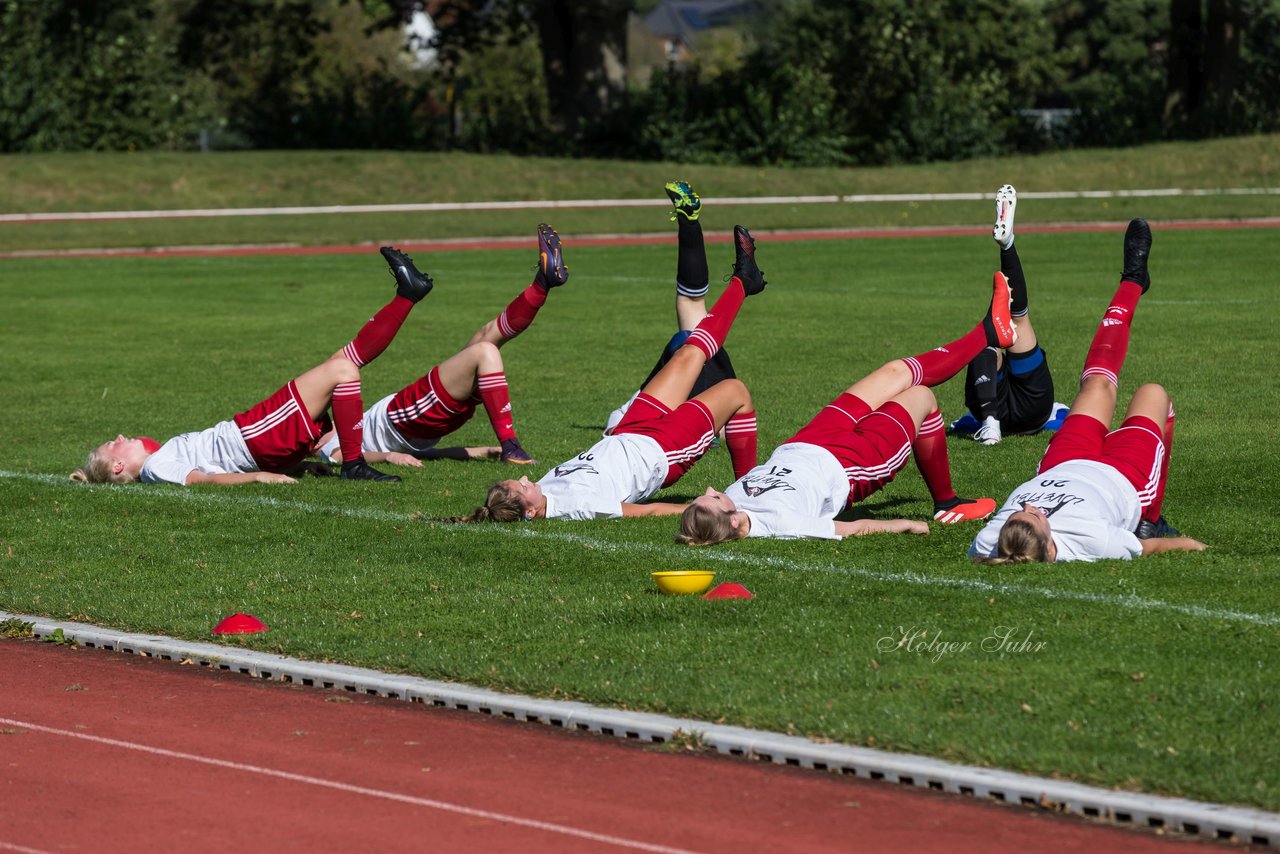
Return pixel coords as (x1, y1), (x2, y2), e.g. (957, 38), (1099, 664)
(0, 717), (699, 854)
(3, 188), (1278, 223)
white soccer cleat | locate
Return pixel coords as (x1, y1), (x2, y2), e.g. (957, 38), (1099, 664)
(603, 391), (640, 436)
(974, 415), (1003, 445)
(992, 184), (1017, 249)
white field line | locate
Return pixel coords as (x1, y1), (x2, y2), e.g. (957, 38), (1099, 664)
(3, 187), (1278, 223)
(5, 469), (1277, 627)
(0, 718), (698, 854)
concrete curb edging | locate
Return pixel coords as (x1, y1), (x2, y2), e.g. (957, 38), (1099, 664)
(5, 611), (1275, 848)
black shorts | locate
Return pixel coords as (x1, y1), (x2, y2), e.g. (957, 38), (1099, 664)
(964, 346), (1055, 434)
(640, 332), (736, 396)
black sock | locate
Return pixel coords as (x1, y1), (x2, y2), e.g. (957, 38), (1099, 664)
(1001, 243), (1029, 317)
(675, 217), (708, 298)
(968, 348), (1000, 420)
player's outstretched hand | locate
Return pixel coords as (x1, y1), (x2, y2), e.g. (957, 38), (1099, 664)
(255, 472), (297, 484)
(385, 452), (425, 467)
(1142, 536), (1207, 555)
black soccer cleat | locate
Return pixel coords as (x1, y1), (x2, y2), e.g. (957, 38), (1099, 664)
(1121, 218), (1152, 293)
(499, 438), (538, 465)
(1135, 515), (1181, 539)
(535, 223), (569, 288)
(381, 246), (433, 303)
(340, 459), (401, 482)
(732, 225), (766, 295)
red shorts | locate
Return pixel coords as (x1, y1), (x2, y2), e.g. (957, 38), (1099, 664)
(1038, 413), (1165, 506)
(787, 393), (915, 504)
(386, 366), (478, 442)
(614, 392), (716, 487)
(233, 380), (330, 473)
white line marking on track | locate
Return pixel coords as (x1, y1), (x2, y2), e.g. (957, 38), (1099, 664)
(0, 717), (700, 854)
(4, 469), (1277, 626)
(0, 842), (54, 854)
(3, 187), (1278, 223)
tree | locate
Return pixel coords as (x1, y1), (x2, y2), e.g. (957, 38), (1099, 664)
(1164, 0), (1244, 135)
(0, 0), (210, 152)
(170, 0), (439, 149)
(530, 0), (629, 138)
(432, 0), (631, 148)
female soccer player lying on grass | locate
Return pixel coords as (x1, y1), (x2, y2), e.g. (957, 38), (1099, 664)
(676, 273), (1018, 544)
(951, 184), (1068, 445)
(458, 226), (767, 522)
(603, 180), (739, 436)
(70, 246), (431, 486)
(969, 219), (1206, 563)
(314, 224), (568, 469)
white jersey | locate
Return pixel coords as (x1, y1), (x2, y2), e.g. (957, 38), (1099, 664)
(139, 421), (256, 485)
(538, 433), (668, 521)
(727, 443), (848, 540)
(316, 394), (438, 461)
(969, 459), (1143, 562)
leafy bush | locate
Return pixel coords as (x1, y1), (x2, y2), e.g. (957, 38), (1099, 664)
(0, 0), (211, 151)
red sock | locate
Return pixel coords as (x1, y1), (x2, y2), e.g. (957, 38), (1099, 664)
(343, 296), (414, 367)
(685, 278), (746, 359)
(723, 410), (758, 480)
(331, 380), (365, 463)
(496, 283), (548, 340)
(1142, 401), (1176, 524)
(902, 323), (987, 387)
(911, 408), (956, 503)
(1082, 281), (1142, 386)
(476, 372), (517, 442)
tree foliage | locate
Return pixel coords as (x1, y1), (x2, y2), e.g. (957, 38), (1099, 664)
(0, 0), (209, 151)
(1, 0), (1277, 162)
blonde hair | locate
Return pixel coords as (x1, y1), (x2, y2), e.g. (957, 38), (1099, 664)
(448, 481), (526, 523)
(975, 516), (1051, 564)
(676, 502), (739, 546)
(69, 449), (116, 484)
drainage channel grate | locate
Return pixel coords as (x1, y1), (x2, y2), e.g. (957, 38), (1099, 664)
(6, 611), (1276, 848)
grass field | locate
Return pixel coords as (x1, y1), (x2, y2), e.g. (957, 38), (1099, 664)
(2, 135), (1278, 252)
(2, 140), (1279, 812)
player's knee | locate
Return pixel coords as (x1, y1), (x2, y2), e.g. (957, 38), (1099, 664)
(720, 378), (751, 407)
(468, 340), (503, 370)
(1079, 374), (1117, 396)
(884, 359), (913, 383)
(327, 355), (361, 384)
(901, 385), (936, 421)
(1135, 382), (1167, 399)
(1132, 382), (1170, 410)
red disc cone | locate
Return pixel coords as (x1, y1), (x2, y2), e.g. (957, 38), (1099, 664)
(702, 583), (753, 600)
(212, 612), (268, 635)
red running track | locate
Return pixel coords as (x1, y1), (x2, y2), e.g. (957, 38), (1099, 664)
(3, 218), (1278, 261)
(1, 640), (1213, 853)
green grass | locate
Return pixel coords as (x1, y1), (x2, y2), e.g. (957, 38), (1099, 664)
(2, 135), (1278, 251)
(2, 219), (1278, 811)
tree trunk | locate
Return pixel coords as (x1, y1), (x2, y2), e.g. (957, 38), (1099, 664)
(532, 0), (629, 139)
(1202, 0), (1242, 133)
(1163, 0), (1204, 134)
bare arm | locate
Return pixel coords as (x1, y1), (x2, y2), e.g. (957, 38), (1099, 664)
(1140, 536), (1207, 556)
(185, 471), (296, 486)
(420, 446), (502, 461)
(341, 447), (502, 466)
(835, 518), (929, 537)
(621, 502), (687, 518)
